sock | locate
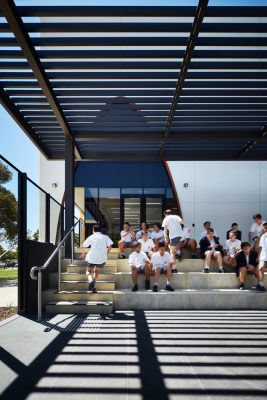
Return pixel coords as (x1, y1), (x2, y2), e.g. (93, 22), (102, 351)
(205, 265), (209, 269)
(166, 280), (171, 285)
(219, 266), (223, 270)
(259, 281), (264, 287)
(176, 250), (181, 255)
(154, 281), (158, 286)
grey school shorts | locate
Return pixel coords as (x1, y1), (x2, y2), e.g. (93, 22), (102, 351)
(170, 236), (182, 246)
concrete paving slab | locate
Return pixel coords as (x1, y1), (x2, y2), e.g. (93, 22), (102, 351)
(0, 311), (266, 400)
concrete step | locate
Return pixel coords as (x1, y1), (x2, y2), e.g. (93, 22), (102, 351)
(114, 272), (267, 290)
(42, 289), (114, 303)
(117, 258), (233, 273)
(66, 265), (117, 274)
(46, 300), (113, 314)
(61, 272), (115, 281)
(61, 280), (115, 291)
(112, 289), (267, 310)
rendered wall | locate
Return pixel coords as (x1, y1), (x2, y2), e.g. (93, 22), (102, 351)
(167, 161), (267, 243)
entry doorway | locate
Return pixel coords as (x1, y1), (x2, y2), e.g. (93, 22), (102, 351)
(121, 195), (166, 231)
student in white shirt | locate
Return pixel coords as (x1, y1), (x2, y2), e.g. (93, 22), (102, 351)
(138, 231), (155, 258)
(128, 242), (151, 292)
(249, 213), (266, 251)
(162, 209), (191, 263)
(180, 226), (198, 259)
(136, 222), (151, 240)
(151, 242), (175, 292)
(82, 225), (113, 293)
(256, 222), (267, 291)
(119, 222), (136, 259)
(200, 221), (219, 240)
(223, 231), (241, 267)
(151, 223), (165, 250)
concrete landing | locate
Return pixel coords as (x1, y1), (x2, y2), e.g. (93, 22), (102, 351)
(0, 311), (267, 399)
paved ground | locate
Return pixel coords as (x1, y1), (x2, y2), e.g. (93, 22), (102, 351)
(0, 282), (18, 307)
(0, 310), (267, 400)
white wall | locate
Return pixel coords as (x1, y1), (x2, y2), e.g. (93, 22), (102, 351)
(167, 161), (267, 243)
(39, 155), (65, 243)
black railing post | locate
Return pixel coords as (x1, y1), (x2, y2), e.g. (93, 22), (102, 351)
(65, 137), (74, 258)
(60, 206), (64, 243)
(45, 193), (50, 243)
(17, 172), (27, 314)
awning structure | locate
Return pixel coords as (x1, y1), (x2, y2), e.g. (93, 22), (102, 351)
(0, 1), (267, 161)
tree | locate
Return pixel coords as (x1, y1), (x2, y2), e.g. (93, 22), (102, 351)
(0, 162), (18, 242)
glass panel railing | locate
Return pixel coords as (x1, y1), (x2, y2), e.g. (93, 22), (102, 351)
(26, 180), (46, 242)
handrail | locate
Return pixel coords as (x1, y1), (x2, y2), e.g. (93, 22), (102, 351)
(30, 218), (84, 321)
(0, 244), (15, 260)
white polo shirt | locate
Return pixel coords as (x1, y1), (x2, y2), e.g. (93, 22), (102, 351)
(83, 232), (113, 265)
(128, 251), (149, 267)
(181, 227), (191, 240)
(250, 221), (266, 239)
(224, 239), (241, 255)
(138, 238), (155, 253)
(120, 229), (134, 243)
(151, 230), (164, 241)
(259, 233), (267, 261)
(151, 251), (173, 269)
(162, 215), (183, 240)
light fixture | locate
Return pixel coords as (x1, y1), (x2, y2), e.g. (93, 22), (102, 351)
(52, 182), (58, 188)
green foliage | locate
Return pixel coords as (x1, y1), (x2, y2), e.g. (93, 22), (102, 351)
(27, 229), (39, 241)
(0, 162), (18, 241)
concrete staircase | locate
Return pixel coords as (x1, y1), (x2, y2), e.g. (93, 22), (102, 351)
(43, 248), (267, 314)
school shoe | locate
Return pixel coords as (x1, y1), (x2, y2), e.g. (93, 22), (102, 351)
(132, 284), (139, 292)
(88, 281), (95, 291)
(145, 279), (150, 290)
(218, 268), (225, 273)
(239, 283), (245, 290)
(153, 284), (158, 292)
(166, 284), (175, 292)
(92, 287), (97, 294)
(255, 284), (266, 292)
(203, 267), (210, 273)
(176, 253), (182, 261)
(191, 254), (197, 259)
(120, 254), (126, 259)
(172, 268), (178, 273)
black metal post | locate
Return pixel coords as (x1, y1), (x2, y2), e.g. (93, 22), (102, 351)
(65, 137), (74, 258)
(60, 205), (64, 243)
(45, 193), (50, 243)
(17, 172), (27, 313)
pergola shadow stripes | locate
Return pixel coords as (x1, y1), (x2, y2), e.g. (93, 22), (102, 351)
(0, 1), (267, 161)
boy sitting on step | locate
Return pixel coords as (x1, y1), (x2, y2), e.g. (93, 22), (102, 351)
(129, 242), (152, 292)
(151, 242), (175, 292)
(82, 224), (113, 293)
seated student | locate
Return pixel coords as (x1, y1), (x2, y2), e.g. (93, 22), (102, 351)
(136, 222), (151, 240)
(200, 221), (219, 240)
(119, 222), (136, 259)
(151, 242), (175, 292)
(128, 242), (151, 292)
(151, 223), (165, 250)
(180, 226), (197, 259)
(82, 224), (113, 293)
(200, 228), (224, 273)
(138, 231), (155, 258)
(226, 223), (242, 241)
(249, 213), (266, 251)
(223, 231), (241, 267)
(235, 242), (258, 290)
(256, 222), (267, 292)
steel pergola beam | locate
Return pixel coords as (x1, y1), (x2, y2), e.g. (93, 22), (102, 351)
(0, 0), (81, 160)
(238, 125), (267, 159)
(0, 87), (50, 159)
(159, 0), (209, 157)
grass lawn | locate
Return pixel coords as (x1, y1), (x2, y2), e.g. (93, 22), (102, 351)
(0, 269), (18, 281)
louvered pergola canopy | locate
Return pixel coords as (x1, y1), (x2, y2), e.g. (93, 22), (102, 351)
(0, 1), (267, 161)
